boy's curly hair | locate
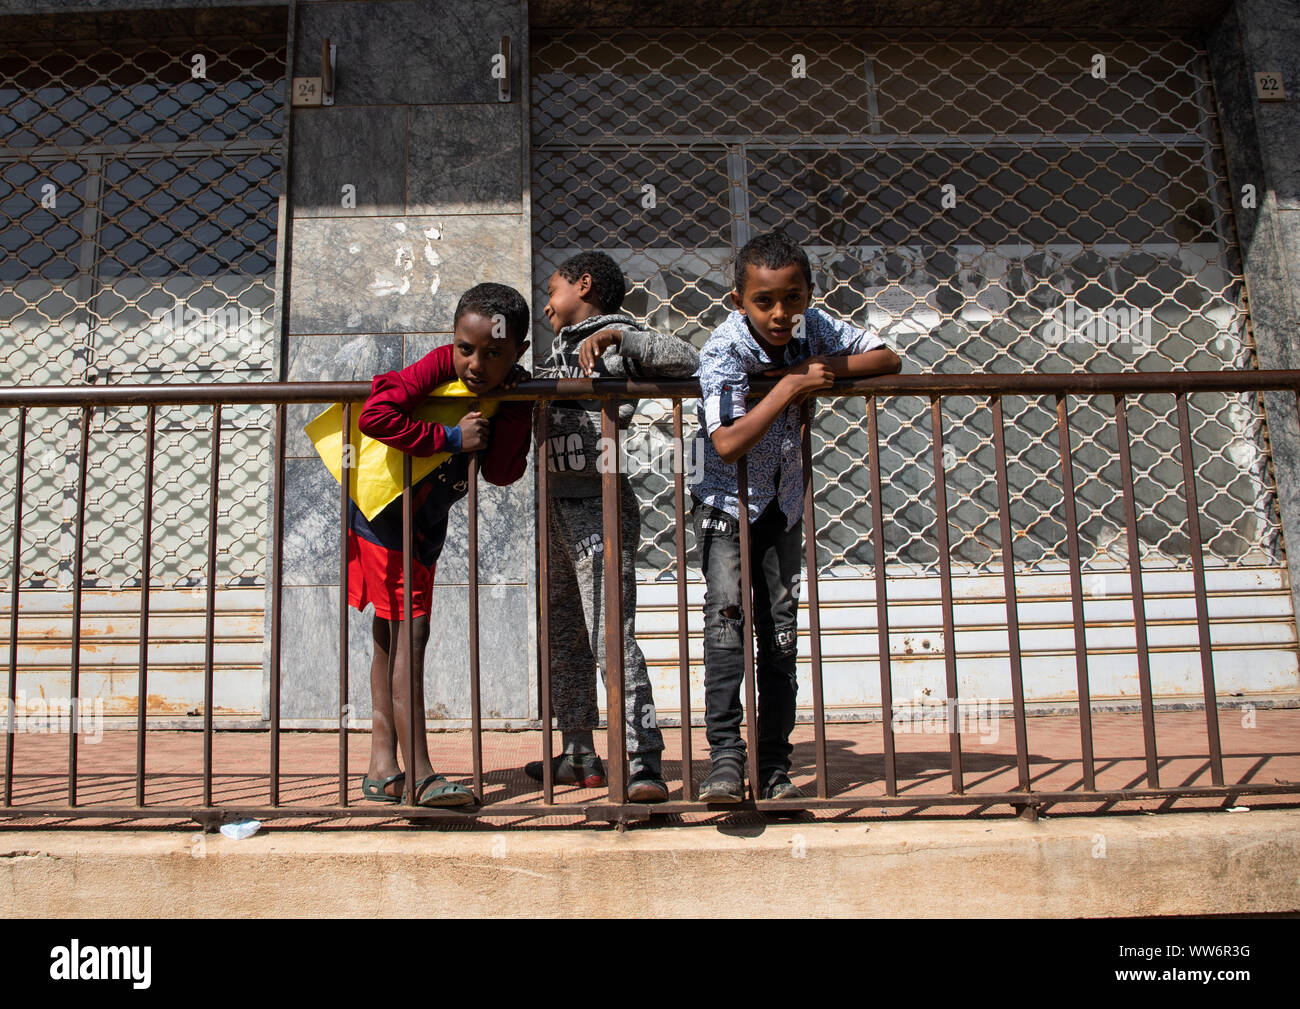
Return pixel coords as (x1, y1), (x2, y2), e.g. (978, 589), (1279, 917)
(733, 231), (813, 295)
(454, 282), (530, 344)
(556, 251), (626, 314)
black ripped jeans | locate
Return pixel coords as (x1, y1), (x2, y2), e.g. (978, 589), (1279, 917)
(691, 497), (802, 778)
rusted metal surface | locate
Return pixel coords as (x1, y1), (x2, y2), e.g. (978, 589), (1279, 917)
(467, 454), (484, 802)
(68, 406), (90, 807)
(135, 405), (155, 806)
(5, 369), (1300, 410)
(1114, 394), (1161, 788)
(536, 408), (554, 804)
(672, 402), (693, 795)
(1055, 392), (1096, 791)
(991, 396), (1031, 791)
(202, 405), (221, 808)
(4, 408), (25, 807)
(2, 372), (1300, 825)
(866, 396), (897, 796)
(4, 780), (1299, 827)
(929, 395), (963, 794)
(600, 400), (626, 803)
(401, 452), (415, 807)
(269, 403), (285, 806)
(338, 402), (352, 807)
(800, 401), (828, 799)
(1177, 391), (1224, 787)
(735, 456), (761, 799)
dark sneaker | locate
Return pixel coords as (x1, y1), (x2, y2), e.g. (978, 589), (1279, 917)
(698, 758), (744, 802)
(524, 751), (606, 787)
(626, 766), (669, 803)
(760, 770), (803, 801)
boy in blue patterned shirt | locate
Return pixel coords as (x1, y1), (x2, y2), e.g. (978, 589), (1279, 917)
(689, 231), (901, 801)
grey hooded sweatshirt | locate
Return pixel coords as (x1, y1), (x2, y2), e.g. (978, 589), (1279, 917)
(536, 312), (699, 498)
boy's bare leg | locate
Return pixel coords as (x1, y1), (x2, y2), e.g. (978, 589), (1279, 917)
(366, 616), (402, 797)
(389, 614), (436, 788)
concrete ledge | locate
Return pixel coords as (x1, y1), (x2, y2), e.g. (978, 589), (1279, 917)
(4, 809), (1299, 917)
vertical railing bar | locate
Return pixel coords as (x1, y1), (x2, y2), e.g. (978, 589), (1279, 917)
(4, 408), (26, 807)
(866, 396), (896, 796)
(991, 395), (1030, 792)
(467, 454), (484, 802)
(1113, 393), (1161, 788)
(800, 400), (828, 799)
(1177, 391), (1223, 786)
(600, 398), (626, 804)
(269, 403), (285, 807)
(1054, 392), (1096, 791)
(672, 401), (692, 798)
(401, 452), (415, 806)
(134, 405), (155, 806)
(338, 401), (352, 806)
(68, 405), (90, 807)
(536, 406), (553, 804)
(929, 395), (962, 794)
(202, 404), (221, 808)
(736, 455), (760, 800)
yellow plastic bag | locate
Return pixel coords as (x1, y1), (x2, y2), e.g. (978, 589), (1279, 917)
(304, 379), (499, 522)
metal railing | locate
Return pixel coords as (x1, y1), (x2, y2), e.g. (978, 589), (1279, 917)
(2, 370), (1300, 827)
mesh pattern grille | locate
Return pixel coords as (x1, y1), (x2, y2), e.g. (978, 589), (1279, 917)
(0, 16), (285, 589)
(531, 28), (1278, 579)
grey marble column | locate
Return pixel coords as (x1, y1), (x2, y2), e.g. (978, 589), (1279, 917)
(265, 0), (536, 725)
(1209, 0), (1300, 631)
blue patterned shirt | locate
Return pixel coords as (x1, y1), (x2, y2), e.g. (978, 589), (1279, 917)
(689, 307), (887, 529)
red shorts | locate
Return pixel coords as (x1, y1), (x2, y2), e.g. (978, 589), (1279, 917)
(346, 530), (435, 620)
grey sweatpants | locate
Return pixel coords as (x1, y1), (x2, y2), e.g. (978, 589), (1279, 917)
(546, 480), (664, 756)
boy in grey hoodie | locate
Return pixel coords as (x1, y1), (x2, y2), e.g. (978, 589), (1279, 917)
(527, 252), (700, 801)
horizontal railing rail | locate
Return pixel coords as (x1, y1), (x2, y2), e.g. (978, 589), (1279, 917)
(2, 369), (1300, 827)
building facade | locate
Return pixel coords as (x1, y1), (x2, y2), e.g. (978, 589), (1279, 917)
(2, 0), (1298, 728)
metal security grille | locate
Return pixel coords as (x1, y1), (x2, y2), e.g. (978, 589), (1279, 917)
(531, 28), (1280, 581)
(0, 12), (285, 590)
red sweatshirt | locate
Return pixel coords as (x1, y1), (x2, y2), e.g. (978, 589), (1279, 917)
(357, 342), (532, 486)
(350, 343), (532, 563)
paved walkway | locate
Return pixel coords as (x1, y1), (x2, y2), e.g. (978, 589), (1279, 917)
(3, 708), (1298, 827)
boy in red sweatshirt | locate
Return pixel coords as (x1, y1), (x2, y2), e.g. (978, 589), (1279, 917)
(352, 283), (532, 807)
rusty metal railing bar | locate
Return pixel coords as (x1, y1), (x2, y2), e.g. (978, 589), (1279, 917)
(68, 406), (90, 807)
(930, 394), (964, 794)
(1054, 392), (1097, 791)
(9, 369), (1300, 409)
(6, 783), (1297, 824)
(991, 395), (1031, 791)
(600, 399), (627, 804)
(3, 407), (25, 807)
(1113, 393), (1161, 788)
(468, 455), (484, 803)
(269, 403), (285, 806)
(202, 404), (221, 808)
(736, 456), (761, 800)
(401, 452), (416, 806)
(866, 396), (897, 796)
(536, 408), (554, 805)
(135, 405), (155, 806)
(672, 402), (693, 798)
(338, 401), (352, 806)
(1177, 391), (1224, 786)
(800, 400), (829, 798)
